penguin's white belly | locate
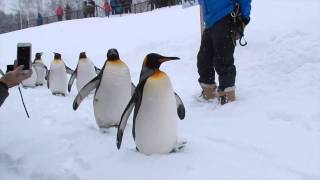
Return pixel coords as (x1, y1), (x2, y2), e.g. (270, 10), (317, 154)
(94, 65), (131, 128)
(76, 62), (96, 92)
(135, 76), (177, 155)
(49, 63), (67, 94)
(34, 64), (47, 85)
(22, 66), (37, 87)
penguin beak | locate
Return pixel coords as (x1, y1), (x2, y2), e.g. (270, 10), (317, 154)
(159, 56), (180, 63)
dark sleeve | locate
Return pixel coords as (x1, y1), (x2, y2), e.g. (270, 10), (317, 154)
(0, 81), (9, 107)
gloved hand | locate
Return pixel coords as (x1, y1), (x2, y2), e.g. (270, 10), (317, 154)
(232, 16), (249, 40)
(241, 16), (250, 26)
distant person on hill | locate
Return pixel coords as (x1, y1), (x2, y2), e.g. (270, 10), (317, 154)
(110, 0), (117, 15)
(83, 1), (88, 17)
(154, 0), (161, 9)
(123, 0), (132, 13)
(197, 0), (251, 105)
(150, 0), (156, 10)
(56, 5), (64, 21)
(87, 0), (96, 17)
(0, 66), (32, 107)
(168, 0), (175, 6)
(158, 0), (166, 8)
(115, 0), (123, 14)
(103, 0), (112, 17)
(37, 12), (43, 26)
(65, 4), (72, 20)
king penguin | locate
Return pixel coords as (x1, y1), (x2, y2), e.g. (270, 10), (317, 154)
(116, 53), (186, 155)
(47, 53), (73, 96)
(21, 63), (37, 88)
(33, 52), (48, 86)
(73, 49), (135, 129)
(68, 52), (100, 93)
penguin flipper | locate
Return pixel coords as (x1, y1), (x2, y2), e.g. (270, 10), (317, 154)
(45, 67), (49, 80)
(0, 69), (4, 76)
(46, 70), (50, 89)
(65, 65), (74, 74)
(117, 92), (138, 149)
(68, 69), (77, 92)
(174, 92), (185, 120)
(131, 82), (136, 96)
(73, 74), (101, 110)
(43, 64), (48, 72)
(94, 66), (101, 74)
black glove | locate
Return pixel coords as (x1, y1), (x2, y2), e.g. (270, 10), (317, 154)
(241, 16), (250, 26)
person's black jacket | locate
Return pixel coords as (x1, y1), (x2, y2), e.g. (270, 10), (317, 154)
(65, 5), (72, 20)
(37, 13), (43, 26)
(0, 82), (9, 107)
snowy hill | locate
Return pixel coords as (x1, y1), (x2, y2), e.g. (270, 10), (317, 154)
(1, 1), (320, 179)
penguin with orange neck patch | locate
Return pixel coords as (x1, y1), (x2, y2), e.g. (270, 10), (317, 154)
(33, 52), (48, 86)
(47, 53), (73, 96)
(68, 52), (100, 93)
(73, 49), (135, 129)
(117, 53), (186, 155)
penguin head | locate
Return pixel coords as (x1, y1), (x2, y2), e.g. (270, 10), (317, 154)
(54, 53), (62, 60)
(35, 52), (43, 60)
(107, 48), (120, 61)
(143, 53), (180, 70)
(79, 52), (87, 59)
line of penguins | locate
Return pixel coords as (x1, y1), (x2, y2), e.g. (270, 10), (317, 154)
(7, 49), (186, 155)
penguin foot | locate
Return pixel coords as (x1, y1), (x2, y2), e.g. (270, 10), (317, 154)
(110, 124), (119, 128)
(171, 141), (187, 153)
(22, 86), (35, 89)
(52, 93), (66, 97)
(99, 124), (119, 133)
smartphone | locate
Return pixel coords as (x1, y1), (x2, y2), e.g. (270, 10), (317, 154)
(17, 43), (32, 70)
(6, 65), (14, 73)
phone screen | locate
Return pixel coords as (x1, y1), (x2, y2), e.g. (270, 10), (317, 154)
(17, 45), (31, 70)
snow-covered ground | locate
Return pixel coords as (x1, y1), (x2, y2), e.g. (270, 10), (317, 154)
(1, 0), (320, 179)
